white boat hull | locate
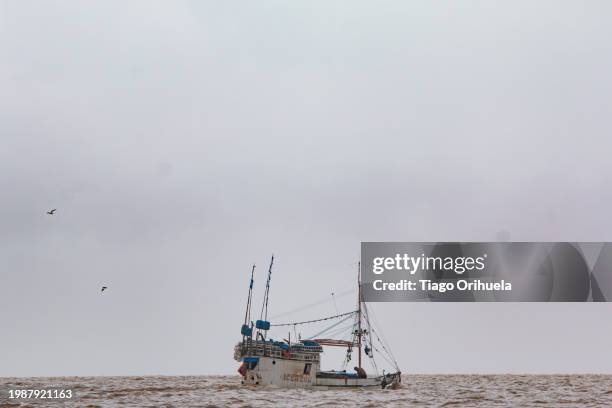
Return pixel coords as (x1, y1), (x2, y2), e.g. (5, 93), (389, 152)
(240, 356), (400, 389)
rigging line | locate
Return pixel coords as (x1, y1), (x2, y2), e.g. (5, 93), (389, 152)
(269, 289), (355, 320)
(367, 347), (379, 376)
(318, 325), (351, 339)
(361, 303), (372, 345)
(321, 323), (355, 340)
(362, 303), (378, 366)
(366, 304), (397, 364)
(370, 323), (400, 369)
(361, 331), (379, 374)
(304, 314), (355, 339)
(306, 317), (354, 341)
(372, 345), (396, 368)
(361, 302), (399, 371)
(331, 292), (339, 315)
(271, 310), (357, 327)
(370, 326), (398, 366)
(325, 322), (354, 335)
(364, 303), (400, 368)
(371, 328), (400, 371)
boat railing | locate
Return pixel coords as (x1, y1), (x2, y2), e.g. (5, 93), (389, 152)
(234, 339), (322, 362)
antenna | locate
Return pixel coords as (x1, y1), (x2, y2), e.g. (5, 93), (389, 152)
(331, 292), (339, 314)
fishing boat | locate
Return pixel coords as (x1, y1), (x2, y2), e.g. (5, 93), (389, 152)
(234, 256), (402, 389)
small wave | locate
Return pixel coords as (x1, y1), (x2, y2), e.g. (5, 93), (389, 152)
(441, 400), (465, 407)
(3, 374), (612, 407)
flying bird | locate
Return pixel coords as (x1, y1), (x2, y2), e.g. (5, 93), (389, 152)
(46, 209), (56, 215)
(101, 286), (108, 292)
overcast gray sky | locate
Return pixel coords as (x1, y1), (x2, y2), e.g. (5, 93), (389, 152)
(2, 1), (612, 377)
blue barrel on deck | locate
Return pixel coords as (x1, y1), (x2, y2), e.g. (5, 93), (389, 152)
(255, 320), (270, 330)
(241, 324), (252, 336)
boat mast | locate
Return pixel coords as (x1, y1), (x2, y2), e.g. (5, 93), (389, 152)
(256, 254), (274, 340)
(241, 264), (256, 344)
(261, 255), (274, 321)
(357, 261), (362, 370)
(244, 265), (255, 327)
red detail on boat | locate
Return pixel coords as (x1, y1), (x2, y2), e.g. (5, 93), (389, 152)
(238, 362), (247, 377)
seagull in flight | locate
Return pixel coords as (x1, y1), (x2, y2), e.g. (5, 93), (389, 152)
(101, 286), (108, 292)
(46, 209), (57, 215)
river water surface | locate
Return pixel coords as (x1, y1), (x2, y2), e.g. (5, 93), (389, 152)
(2, 374), (612, 407)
